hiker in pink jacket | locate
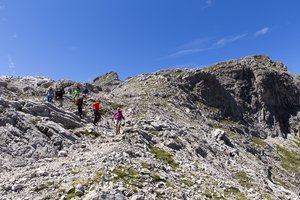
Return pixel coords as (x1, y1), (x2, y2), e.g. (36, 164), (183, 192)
(112, 107), (125, 134)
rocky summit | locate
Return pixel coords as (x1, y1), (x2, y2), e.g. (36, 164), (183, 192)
(0, 55), (300, 200)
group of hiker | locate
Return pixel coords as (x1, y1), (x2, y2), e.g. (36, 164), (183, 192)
(46, 86), (64, 106)
(46, 84), (125, 134)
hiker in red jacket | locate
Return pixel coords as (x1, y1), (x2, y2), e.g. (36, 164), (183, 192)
(112, 107), (125, 134)
(91, 99), (101, 125)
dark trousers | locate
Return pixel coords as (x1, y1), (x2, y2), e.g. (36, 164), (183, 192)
(78, 105), (83, 118)
(94, 110), (100, 124)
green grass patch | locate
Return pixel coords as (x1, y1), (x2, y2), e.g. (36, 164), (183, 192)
(202, 189), (213, 198)
(83, 129), (99, 137)
(212, 193), (226, 200)
(112, 166), (142, 188)
(276, 144), (300, 172)
(132, 188), (138, 193)
(166, 181), (172, 188)
(234, 171), (253, 189)
(181, 179), (193, 187)
(72, 178), (89, 187)
(251, 137), (267, 147)
(128, 167), (138, 177)
(140, 161), (150, 169)
(261, 193), (272, 200)
(224, 187), (247, 200)
(108, 101), (125, 110)
(92, 170), (104, 183)
(211, 123), (223, 129)
(272, 176), (285, 186)
(66, 191), (78, 200)
(112, 167), (127, 179)
(57, 187), (66, 193)
(152, 173), (163, 182)
(68, 170), (80, 175)
(294, 140), (300, 149)
(220, 118), (235, 125)
(156, 191), (163, 199)
(32, 181), (54, 192)
(149, 146), (178, 170)
(150, 130), (160, 137)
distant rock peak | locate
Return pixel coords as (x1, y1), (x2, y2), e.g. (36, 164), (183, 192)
(93, 71), (120, 83)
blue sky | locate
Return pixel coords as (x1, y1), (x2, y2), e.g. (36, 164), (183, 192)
(0, 0), (299, 82)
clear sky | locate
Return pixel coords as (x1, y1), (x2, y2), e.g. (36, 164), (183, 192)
(0, 0), (299, 82)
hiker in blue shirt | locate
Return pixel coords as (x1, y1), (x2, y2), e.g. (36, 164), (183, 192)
(47, 87), (54, 103)
(82, 86), (89, 95)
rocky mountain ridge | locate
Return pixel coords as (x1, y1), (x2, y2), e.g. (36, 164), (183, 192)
(0, 55), (300, 200)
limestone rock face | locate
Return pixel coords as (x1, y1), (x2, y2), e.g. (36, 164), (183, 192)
(209, 55), (300, 138)
(0, 55), (300, 200)
(0, 97), (78, 169)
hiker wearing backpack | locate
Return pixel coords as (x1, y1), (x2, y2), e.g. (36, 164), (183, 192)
(72, 86), (81, 102)
(55, 86), (65, 107)
(76, 94), (85, 118)
(91, 99), (101, 125)
(112, 107), (125, 134)
(46, 87), (54, 103)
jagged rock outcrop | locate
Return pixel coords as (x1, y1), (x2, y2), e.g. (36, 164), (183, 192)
(0, 97), (79, 169)
(93, 71), (121, 92)
(0, 55), (300, 200)
(208, 55), (300, 138)
(113, 55), (300, 138)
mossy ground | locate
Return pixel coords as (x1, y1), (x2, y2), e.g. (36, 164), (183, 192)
(111, 166), (142, 188)
(32, 181), (55, 192)
(251, 137), (267, 147)
(149, 146), (178, 169)
(152, 173), (162, 182)
(276, 144), (300, 172)
(107, 101), (126, 110)
(65, 190), (77, 200)
(83, 129), (99, 137)
(272, 176), (285, 186)
(294, 139), (300, 149)
(234, 171), (253, 189)
(72, 178), (89, 187)
(140, 161), (150, 169)
(261, 193), (272, 200)
(92, 170), (104, 183)
(224, 187), (247, 200)
(181, 179), (193, 187)
(67, 170), (80, 175)
(150, 130), (160, 137)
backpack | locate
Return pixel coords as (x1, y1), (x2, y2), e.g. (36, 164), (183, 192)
(74, 98), (80, 105)
(75, 97), (83, 106)
(55, 87), (64, 99)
